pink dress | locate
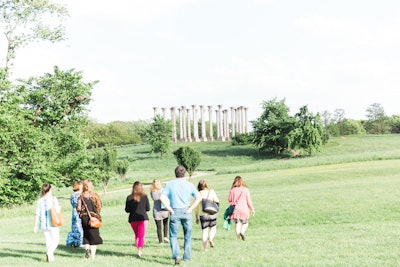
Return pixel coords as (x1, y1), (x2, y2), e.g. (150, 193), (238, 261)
(228, 186), (254, 221)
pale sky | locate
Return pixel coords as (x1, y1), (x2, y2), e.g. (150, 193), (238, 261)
(4, 0), (400, 123)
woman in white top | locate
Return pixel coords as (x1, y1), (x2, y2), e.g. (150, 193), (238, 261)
(33, 183), (61, 262)
(195, 179), (220, 251)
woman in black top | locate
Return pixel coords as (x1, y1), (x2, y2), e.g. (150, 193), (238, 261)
(125, 181), (150, 258)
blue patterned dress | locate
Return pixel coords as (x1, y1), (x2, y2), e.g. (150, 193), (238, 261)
(66, 192), (83, 246)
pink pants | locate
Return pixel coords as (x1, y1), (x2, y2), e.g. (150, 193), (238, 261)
(130, 220), (149, 248)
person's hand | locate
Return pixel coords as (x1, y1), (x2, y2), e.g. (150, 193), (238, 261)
(251, 210), (255, 216)
(186, 208), (192, 213)
(168, 207), (174, 214)
(33, 225), (38, 233)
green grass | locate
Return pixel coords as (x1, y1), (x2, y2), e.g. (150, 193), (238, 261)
(1, 135), (400, 266)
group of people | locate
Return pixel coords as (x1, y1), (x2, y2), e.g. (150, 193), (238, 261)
(34, 179), (103, 262)
(33, 166), (255, 265)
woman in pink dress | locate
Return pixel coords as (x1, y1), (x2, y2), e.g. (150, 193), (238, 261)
(228, 176), (255, 241)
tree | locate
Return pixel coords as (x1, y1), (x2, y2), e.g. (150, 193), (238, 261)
(90, 144), (117, 193)
(0, 0), (69, 78)
(0, 67), (97, 205)
(116, 159), (129, 179)
(288, 106), (325, 156)
(173, 146), (201, 179)
(252, 98), (295, 155)
(146, 115), (172, 157)
(364, 103), (389, 134)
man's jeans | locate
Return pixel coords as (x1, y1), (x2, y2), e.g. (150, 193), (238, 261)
(169, 208), (192, 261)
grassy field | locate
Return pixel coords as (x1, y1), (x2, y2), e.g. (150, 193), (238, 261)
(1, 135), (400, 266)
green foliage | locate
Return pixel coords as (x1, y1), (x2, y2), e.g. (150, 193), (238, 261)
(231, 132), (254, 146)
(173, 146), (201, 178)
(146, 115), (172, 157)
(364, 103), (390, 134)
(116, 159), (129, 179)
(0, 0), (69, 77)
(341, 118), (366, 135)
(89, 144), (117, 192)
(288, 106), (324, 156)
(0, 67), (97, 205)
(389, 115), (400, 134)
(83, 120), (145, 148)
(252, 98), (295, 155)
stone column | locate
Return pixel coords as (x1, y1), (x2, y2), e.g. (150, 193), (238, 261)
(217, 105), (223, 141)
(178, 108), (183, 141)
(208, 106), (214, 141)
(181, 106), (187, 142)
(224, 109), (229, 141)
(186, 108), (192, 142)
(171, 107), (177, 142)
(240, 106), (245, 134)
(230, 107), (235, 137)
(200, 105), (207, 142)
(216, 110), (220, 140)
(244, 107), (249, 133)
(161, 107), (167, 119)
(192, 105), (199, 142)
(153, 107), (158, 118)
(235, 108), (240, 133)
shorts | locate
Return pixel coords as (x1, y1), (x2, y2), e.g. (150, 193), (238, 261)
(199, 215), (217, 229)
(230, 218), (249, 224)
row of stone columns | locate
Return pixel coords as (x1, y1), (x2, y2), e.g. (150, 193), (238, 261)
(153, 105), (249, 142)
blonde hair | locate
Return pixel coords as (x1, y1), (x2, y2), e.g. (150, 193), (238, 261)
(150, 179), (162, 192)
(82, 179), (94, 193)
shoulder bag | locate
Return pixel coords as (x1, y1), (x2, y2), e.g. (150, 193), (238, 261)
(50, 197), (64, 227)
(81, 196), (102, 228)
(202, 189), (219, 215)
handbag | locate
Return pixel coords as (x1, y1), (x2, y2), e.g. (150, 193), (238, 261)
(50, 197), (64, 227)
(81, 196), (102, 228)
(202, 189), (219, 215)
(226, 190), (243, 216)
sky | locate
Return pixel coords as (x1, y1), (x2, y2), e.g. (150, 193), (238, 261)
(3, 0), (400, 123)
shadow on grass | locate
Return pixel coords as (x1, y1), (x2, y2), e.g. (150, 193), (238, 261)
(200, 146), (276, 160)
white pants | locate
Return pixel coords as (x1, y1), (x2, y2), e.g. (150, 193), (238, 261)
(42, 227), (60, 261)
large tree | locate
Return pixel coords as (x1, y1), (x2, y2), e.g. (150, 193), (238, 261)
(0, 0), (69, 78)
(252, 98), (295, 155)
(364, 103), (389, 134)
(288, 105), (325, 156)
(0, 67), (97, 205)
(146, 115), (172, 158)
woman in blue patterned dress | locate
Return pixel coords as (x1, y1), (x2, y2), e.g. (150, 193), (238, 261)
(66, 181), (83, 247)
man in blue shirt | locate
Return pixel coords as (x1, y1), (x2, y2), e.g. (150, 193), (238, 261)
(161, 165), (201, 265)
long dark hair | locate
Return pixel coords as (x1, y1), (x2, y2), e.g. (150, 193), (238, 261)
(41, 183), (51, 197)
(197, 179), (209, 191)
(131, 181), (145, 202)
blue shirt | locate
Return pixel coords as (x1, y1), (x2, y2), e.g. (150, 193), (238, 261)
(162, 178), (198, 209)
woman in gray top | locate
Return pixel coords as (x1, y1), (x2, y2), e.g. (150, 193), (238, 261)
(150, 179), (169, 243)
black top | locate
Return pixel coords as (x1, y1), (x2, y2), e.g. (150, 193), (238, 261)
(125, 194), (150, 222)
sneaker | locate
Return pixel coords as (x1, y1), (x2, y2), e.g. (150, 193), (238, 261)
(240, 233), (245, 241)
(174, 257), (181, 265)
(85, 249), (90, 259)
(164, 237), (170, 243)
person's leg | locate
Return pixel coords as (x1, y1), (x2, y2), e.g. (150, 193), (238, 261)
(235, 220), (242, 240)
(130, 221), (140, 248)
(136, 220), (149, 257)
(169, 213), (181, 260)
(155, 220), (162, 243)
(42, 229), (52, 261)
(201, 227), (209, 251)
(90, 245), (97, 260)
(163, 217), (169, 242)
(48, 227), (60, 261)
(182, 212), (192, 261)
(240, 222), (249, 240)
(209, 225), (217, 247)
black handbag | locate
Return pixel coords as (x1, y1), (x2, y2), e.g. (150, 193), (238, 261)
(202, 189), (219, 215)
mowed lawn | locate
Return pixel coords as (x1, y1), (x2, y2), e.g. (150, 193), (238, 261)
(1, 136), (400, 266)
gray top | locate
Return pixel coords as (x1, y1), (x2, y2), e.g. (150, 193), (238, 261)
(150, 189), (169, 220)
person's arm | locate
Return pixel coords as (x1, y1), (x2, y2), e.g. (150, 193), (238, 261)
(186, 191), (202, 213)
(33, 214), (39, 233)
(160, 194), (174, 214)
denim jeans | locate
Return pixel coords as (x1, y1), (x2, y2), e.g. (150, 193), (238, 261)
(169, 208), (192, 261)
